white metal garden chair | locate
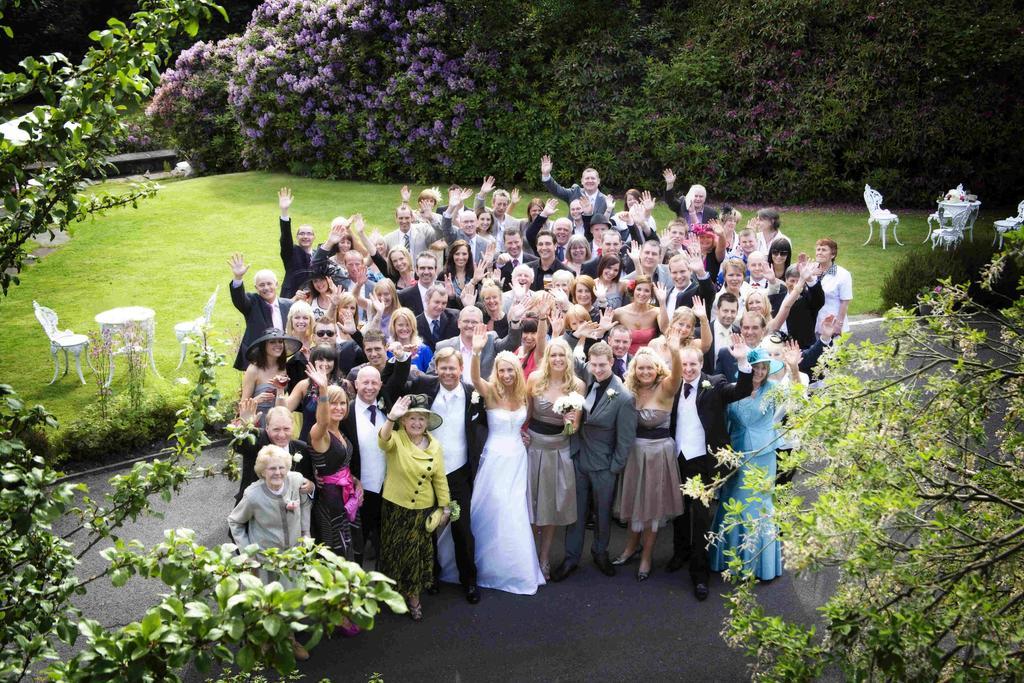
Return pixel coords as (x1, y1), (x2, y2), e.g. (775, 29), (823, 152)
(33, 301), (93, 384)
(930, 204), (971, 250)
(993, 200), (1024, 250)
(173, 286), (219, 368)
(863, 184), (901, 249)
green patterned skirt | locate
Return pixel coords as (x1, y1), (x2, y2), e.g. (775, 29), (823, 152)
(378, 499), (434, 596)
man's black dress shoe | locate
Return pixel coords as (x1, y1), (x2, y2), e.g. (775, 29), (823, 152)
(550, 562), (578, 582)
(593, 553), (617, 577)
(465, 585), (481, 604)
(694, 582), (709, 601)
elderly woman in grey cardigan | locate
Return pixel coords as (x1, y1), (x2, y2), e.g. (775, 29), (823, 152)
(228, 444), (313, 660)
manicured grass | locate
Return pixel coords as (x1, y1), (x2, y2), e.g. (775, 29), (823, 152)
(0, 171), (994, 425)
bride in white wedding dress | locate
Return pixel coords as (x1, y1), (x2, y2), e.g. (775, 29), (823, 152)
(438, 323), (545, 594)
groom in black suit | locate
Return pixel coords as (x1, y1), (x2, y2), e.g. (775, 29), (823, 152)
(407, 346), (486, 604)
(668, 344), (753, 601)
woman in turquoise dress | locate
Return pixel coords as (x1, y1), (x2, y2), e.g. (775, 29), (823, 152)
(709, 345), (801, 581)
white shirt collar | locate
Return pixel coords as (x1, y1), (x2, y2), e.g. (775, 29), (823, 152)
(440, 384), (465, 401)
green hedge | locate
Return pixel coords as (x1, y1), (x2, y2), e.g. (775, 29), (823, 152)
(150, 0), (1024, 206)
(880, 240), (1022, 310)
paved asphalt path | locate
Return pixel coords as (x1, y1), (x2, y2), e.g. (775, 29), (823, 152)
(61, 318), (885, 682)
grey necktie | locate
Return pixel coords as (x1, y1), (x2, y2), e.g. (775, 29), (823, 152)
(404, 233), (411, 251)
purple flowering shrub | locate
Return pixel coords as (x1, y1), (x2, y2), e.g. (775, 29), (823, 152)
(148, 0), (1023, 205)
(226, 0), (501, 180)
(147, 37), (244, 173)
(111, 112), (172, 154)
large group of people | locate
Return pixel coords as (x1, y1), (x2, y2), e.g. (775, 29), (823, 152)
(226, 157), (852, 656)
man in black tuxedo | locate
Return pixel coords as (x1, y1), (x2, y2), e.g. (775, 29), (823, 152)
(277, 187), (314, 298)
(407, 346), (486, 604)
(495, 229), (537, 291)
(668, 343), (753, 601)
(233, 403), (314, 504)
(416, 286), (460, 350)
(346, 350), (411, 562)
(228, 253), (293, 371)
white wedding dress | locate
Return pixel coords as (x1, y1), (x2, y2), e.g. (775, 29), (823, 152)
(438, 406), (545, 594)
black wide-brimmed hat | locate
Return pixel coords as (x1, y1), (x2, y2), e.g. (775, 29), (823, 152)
(401, 393), (444, 431)
(246, 328), (302, 362)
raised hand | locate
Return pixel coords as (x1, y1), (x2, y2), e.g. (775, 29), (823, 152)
(820, 313), (838, 339)
(797, 251), (808, 268)
(278, 187), (293, 216)
(369, 292), (386, 316)
(326, 221), (349, 248)
(541, 197), (559, 217)
(351, 265), (368, 287)
(400, 185), (411, 203)
(238, 397), (258, 423)
(292, 290), (309, 303)
(578, 192), (593, 215)
(708, 218), (724, 236)
(802, 260), (822, 282)
(540, 154), (553, 177)
(509, 187), (521, 206)
(388, 394), (412, 422)
(783, 340), (802, 369)
(574, 320), (598, 339)
(729, 332), (750, 361)
(460, 281), (477, 307)
(641, 190), (656, 214)
(629, 201), (646, 225)
(550, 287), (569, 309)
(692, 295), (708, 320)
(338, 310), (357, 335)
(480, 176), (495, 194)
(662, 168), (676, 188)
(629, 240), (641, 264)
(471, 322), (489, 352)
(549, 307), (566, 337)
(594, 280), (607, 300)
(508, 301), (527, 323)
(667, 333), (682, 353)
(228, 253), (249, 280)
(685, 249), (707, 278)
(653, 281), (669, 305)
(351, 213), (365, 233)
(305, 363), (330, 391)
(387, 340), (406, 358)
(598, 306), (615, 332)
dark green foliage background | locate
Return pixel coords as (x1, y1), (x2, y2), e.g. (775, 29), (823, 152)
(50, 0), (1024, 206)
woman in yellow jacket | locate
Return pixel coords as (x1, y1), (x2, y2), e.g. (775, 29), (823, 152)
(378, 394), (451, 621)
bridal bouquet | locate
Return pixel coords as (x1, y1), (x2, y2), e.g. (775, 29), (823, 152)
(552, 393), (586, 435)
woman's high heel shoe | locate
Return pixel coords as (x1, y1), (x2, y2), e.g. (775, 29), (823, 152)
(611, 545), (643, 566)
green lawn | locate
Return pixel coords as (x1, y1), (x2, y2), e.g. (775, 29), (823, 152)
(0, 171), (989, 425)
